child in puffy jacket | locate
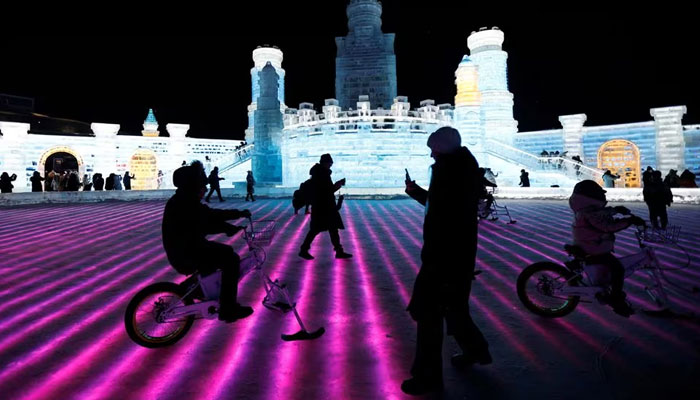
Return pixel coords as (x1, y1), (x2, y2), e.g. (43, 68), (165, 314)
(569, 180), (645, 317)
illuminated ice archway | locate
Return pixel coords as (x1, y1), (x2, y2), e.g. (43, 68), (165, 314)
(129, 150), (158, 190)
(597, 139), (641, 188)
(38, 146), (85, 178)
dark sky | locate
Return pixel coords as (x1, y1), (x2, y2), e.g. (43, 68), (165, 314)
(2, 1), (697, 140)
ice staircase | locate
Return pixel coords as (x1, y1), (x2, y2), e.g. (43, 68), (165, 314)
(483, 139), (604, 184)
(219, 144), (255, 174)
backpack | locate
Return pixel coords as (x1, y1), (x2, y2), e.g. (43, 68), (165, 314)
(292, 179), (313, 209)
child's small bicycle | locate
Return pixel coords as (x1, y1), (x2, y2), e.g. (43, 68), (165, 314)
(124, 218), (324, 348)
(516, 225), (691, 318)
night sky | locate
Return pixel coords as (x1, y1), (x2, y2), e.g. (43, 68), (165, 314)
(2, 1), (697, 140)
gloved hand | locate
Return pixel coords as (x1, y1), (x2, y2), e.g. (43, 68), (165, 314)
(240, 209), (252, 219)
(614, 206), (631, 215)
(628, 215), (646, 226)
(225, 225), (244, 237)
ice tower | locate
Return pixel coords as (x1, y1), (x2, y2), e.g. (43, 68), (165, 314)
(454, 56), (483, 158)
(335, 0), (397, 110)
(467, 28), (518, 144)
(252, 63), (284, 184)
(246, 46), (286, 144)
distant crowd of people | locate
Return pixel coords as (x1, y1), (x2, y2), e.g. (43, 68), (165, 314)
(0, 170), (153, 193)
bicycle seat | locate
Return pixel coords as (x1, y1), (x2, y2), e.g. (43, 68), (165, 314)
(564, 244), (588, 259)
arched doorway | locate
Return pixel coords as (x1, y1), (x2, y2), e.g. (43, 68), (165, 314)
(38, 146), (85, 191)
(129, 150), (158, 190)
(597, 139), (641, 188)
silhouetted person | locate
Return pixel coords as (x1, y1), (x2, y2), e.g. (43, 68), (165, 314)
(642, 166), (654, 187)
(0, 172), (17, 193)
(664, 169), (680, 188)
(30, 171), (44, 192)
(162, 163), (253, 322)
(93, 173), (104, 191)
(540, 150), (549, 157)
(402, 127), (490, 396)
(123, 171), (136, 190)
(66, 172), (81, 191)
(82, 174), (92, 191)
(298, 154), (352, 260)
(570, 180), (644, 317)
(519, 169), (530, 187)
(643, 171), (673, 229)
(679, 169), (698, 188)
(245, 170), (255, 201)
(572, 155), (583, 176)
(206, 166), (225, 202)
(182, 160), (187, 166)
(105, 174), (115, 190)
(602, 170), (620, 188)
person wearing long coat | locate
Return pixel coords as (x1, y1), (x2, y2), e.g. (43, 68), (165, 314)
(401, 127), (490, 396)
(30, 171), (44, 192)
(298, 154), (352, 260)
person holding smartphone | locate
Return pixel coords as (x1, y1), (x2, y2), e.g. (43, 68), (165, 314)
(298, 153), (352, 260)
(402, 127), (491, 395)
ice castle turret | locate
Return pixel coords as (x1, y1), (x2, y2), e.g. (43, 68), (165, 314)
(246, 46), (286, 144)
(253, 63), (283, 184)
(335, 0), (397, 110)
(142, 108), (159, 137)
(454, 56), (483, 157)
(467, 27), (518, 144)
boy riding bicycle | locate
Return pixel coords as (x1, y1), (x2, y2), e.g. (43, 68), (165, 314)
(569, 180), (645, 317)
(162, 162), (253, 322)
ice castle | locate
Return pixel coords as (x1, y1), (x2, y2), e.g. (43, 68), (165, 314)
(2, 0), (699, 193)
(249, 0), (700, 189)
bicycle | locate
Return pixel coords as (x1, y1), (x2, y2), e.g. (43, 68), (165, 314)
(124, 218), (325, 348)
(516, 225), (687, 318)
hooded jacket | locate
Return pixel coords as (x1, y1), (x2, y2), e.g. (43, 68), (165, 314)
(569, 192), (632, 255)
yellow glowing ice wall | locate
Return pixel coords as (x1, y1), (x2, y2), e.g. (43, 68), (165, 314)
(454, 56), (483, 150)
(455, 57), (481, 107)
(129, 150), (158, 190)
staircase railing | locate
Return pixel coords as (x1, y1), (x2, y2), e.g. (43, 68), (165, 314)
(484, 139), (604, 182)
(219, 144), (255, 174)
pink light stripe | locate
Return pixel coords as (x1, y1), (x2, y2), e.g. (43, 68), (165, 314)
(76, 203), (282, 400)
(475, 250), (588, 367)
(0, 254), (174, 390)
(0, 233), (163, 333)
(0, 209), (165, 305)
(191, 208), (307, 400)
(0, 202), (154, 250)
(259, 212), (318, 400)
(356, 203), (411, 304)
(342, 202), (404, 399)
(394, 205), (543, 368)
(134, 202), (287, 400)
(0, 241), (164, 353)
(16, 264), (174, 400)
(0, 203), (163, 288)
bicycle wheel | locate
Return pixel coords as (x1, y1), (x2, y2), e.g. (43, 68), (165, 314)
(517, 262), (580, 318)
(125, 282), (194, 348)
